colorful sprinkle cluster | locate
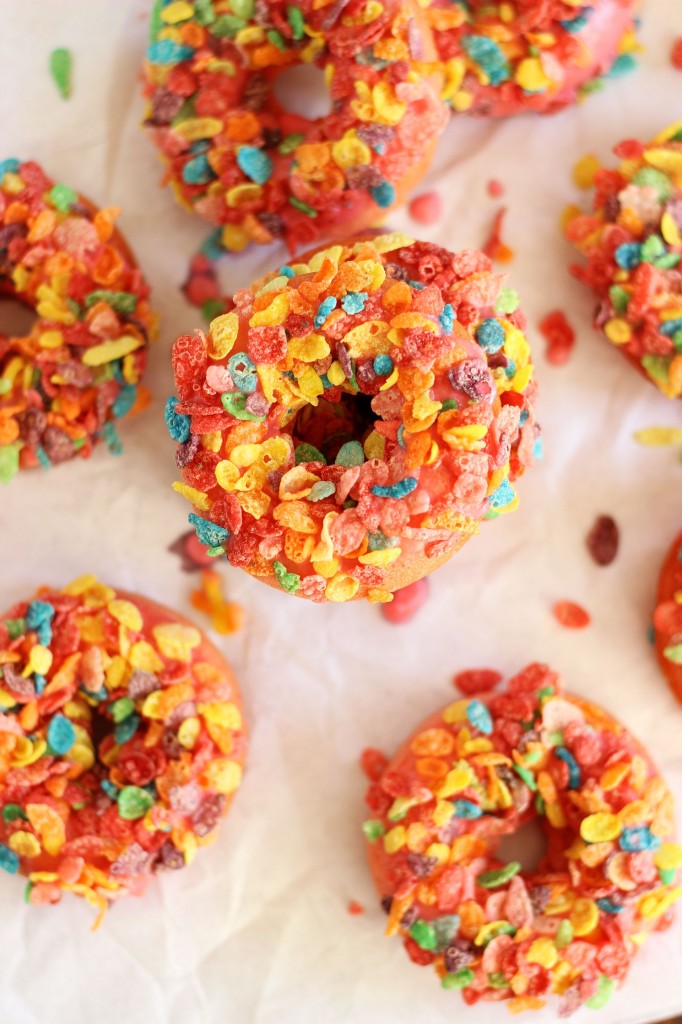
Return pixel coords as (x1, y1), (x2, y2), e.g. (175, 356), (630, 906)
(363, 663), (682, 1014)
(167, 233), (539, 603)
(422, 0), (639, 116)
(142, 0), (446, 253)
(0, 577), (246, 922)
(566, 122), (682, 399)
(653, 530), (682, 705)
(0, 160), (156, 484)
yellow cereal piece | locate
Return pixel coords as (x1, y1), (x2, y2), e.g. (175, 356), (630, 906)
(160, 0), (193, 21)
(26, 804), (65, 856)
(474, 921), (510, 946)
(129, 641), (164, 673)
(436, 764), (473, 797)
(442, 699), (469, 724)
(451, 90), (473, 112)
(8, 830), (41, 858)
(62, 577), (98, 597)
(312, 558), (339, 579)
(581, 812), (621, 843)
(634, 427), (682, 447)
(425, 842), (450, 865)
(655, 121), (682, 143)
(412, 393), (442, 421)
(199, 702), (242, 731)
(215, 459), (240, 490)
(297, 367), (325, 400)
(226, 183), (262, 208)
(152, 623), (201, 662)
(604, 318), (632, 344)
(406, 822), (430, 851)
(572, 154), (601, 189)
(202, 757), (243, 794)
(639, 886), (682, 920)
(341, 320), (391, 358)
(289, 333), (330, 363)
(308, 246), (344, 272)
(107, 599), (143, 633)
(433, 800), (455, 826)
(39, 330), (64, 349)
(228, 444), (261, 468)
(372, 233), (414, 254)
(279, 466), (319, 500)
(357, 548), (401, 567)
(331, 132), (372, 168)
(527, 937), (559, 969)
(178, 716), (201, 749)
(250, 292), (289, 327)
(236, 489), (271, 519)
(643, 148), (682, 174)
(570, 897), (599, 936)
(545, 801), (567, 829)
(173, 117), (224, 141)
(441, 423), (488, 448)
(82, 336), (142, 367)
(367, 587), (393, 603)
(70, 740), (95, 772)
(515, 56), (552, 92)
(384, 826), (406, 853)
(325, 573), (360, 602)
(209, 311), (240, 358)
(654, 842), (682, 871)
(327, 360), (346, 386)
(172, 481), (212, 510)
(661, 211), (682, 247)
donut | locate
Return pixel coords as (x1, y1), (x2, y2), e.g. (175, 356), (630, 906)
(363, 662), (682, 1013)
(166, 233), (539, 604)
(0, 159), (156, 483)
(566, 122), (682, 399)
(142, 0), (446, 254)
(0, 576), (246, 922)
(653, 530), (682, 704)
(422, 0), (639, 117)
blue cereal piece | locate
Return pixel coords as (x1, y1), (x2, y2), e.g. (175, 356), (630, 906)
(342, 291), (368, 315)
(619, 826), (661, 852)
(373, 354), (393, 376)
(279, 265), (296, 278)
(115, 714), (141, 746)
(112, 384), (138, 419)
(476, 318), (505, 353)
(453, 800), (483, 819)
(182, 154), (215, 185)
(559, 7), (594, 32)
(614, 242), (642, 270)
(0, 845), (19, 874)
(307, 481), (336, 502)
(314, 296), (337, 329)
(466, 700), (493, 735)
(555, 747), (580, 789)
(335, 441), (365, 467)
(439, 303), (454, 333)
(165, 396), (191, 443)
(488, 478), (515, 509)
(370, 181), (396, 208)
(0, 159), (20, 184)
(596, 898), (624, 915)
(371, 477), (418, 499)
(461, 35), (510, 85)
(47, 714), (76, 755)
(236, 145), (273, 185)
(228, 352), (258, 393)
(147, 39), (195, 65)
(188, 513), (230, 548)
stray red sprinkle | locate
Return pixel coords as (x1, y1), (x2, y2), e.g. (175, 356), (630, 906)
(453, 668), (503, 695)
(672, 38), (682, 70)
(169, 530), (216, 572)
(539, 310), (576, 366)
(482, 208), (514, 263)
(381, 578), (429, 624)
(347, 900), (365, 915)
(553, 601), (591, 629)
(586, 515), (619, 566)
(360, 747), (388, 782)
(487, 179), (504, 198)
(408, 191), (443, 225)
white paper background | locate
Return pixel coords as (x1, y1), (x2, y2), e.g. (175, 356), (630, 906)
(1, 2), (682, 1022)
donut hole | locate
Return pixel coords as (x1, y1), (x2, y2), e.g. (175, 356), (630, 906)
(495, 816), (547, 873)
(272, 64), (332, 121)
(0, 295), (36, 338)
(292, 390), (376, 462)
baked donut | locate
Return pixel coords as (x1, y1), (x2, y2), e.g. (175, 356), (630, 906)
(0, 160), (156, 482)
(566, 122), (682, 399)
(167, 233), (539, 604)
(422, 0), (639, 117)
(0, 576), (246, 922)
(653, 530), (682, 703)
(142, 0), (446, 254)
(363, 662), (682, 1013)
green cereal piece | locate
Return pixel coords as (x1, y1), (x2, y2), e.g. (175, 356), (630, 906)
(273, 561), (301, 594)
(555, 920), (573, 949)
(664, 644), (682, 664)
(295, 443), (326, 465)
(50, 48), (72, 100)
(0, 445), (20, 485)
(49, 183), (78, 212)
(477, 861), (521, 888)
(494, 287), (519, 314)
(442, 968), (474, 989)
(110, 697), (135, 723)
(5, 619), (26, 639)
(409, 920), (437, 951)
(85, 290), (139, 315)
(586, 974), (616, 1009)
(287, 5), (305, 39)
(212, 15), (247, 37)
(117, 786), (155, 821)
(362, 819), (384, 842)
(279, 133), (306, 155)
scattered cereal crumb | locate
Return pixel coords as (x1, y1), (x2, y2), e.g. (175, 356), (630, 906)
(408, 191), (443, 225)
(190, 570), (244, 635)
(539, 310), (576, 366)
(347, 900), (365, 915)
(672, 38), (682, 70)
(169, 531), (216, 572)
(572, 154), (601, 189)
(482, 208), (514, 263)
(586, 515), (619, 566)
(487, 179), (504, 198)
(634, 427), (682, 447)
(381, 578), (429, 624)
(553, 600), (591, 629)
(452, 668), (502, 695)
(49, 48), (72, 100)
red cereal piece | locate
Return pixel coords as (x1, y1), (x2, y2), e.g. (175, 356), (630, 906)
(482, 208), (514, 264)
(409, 191), (443, 226)
(347, 899), (365, 915)
(586, 515), (619, 566)
(553, 600), (591, 629)
(487, 179), (504, 198)
(452, 668), (503, 695)
(361, 748), (389, 782)
(672, 38), (682, 70)
(538, 310), (576, 366)
(653, 529), (682, 704)
(381, 578), (430, 624)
